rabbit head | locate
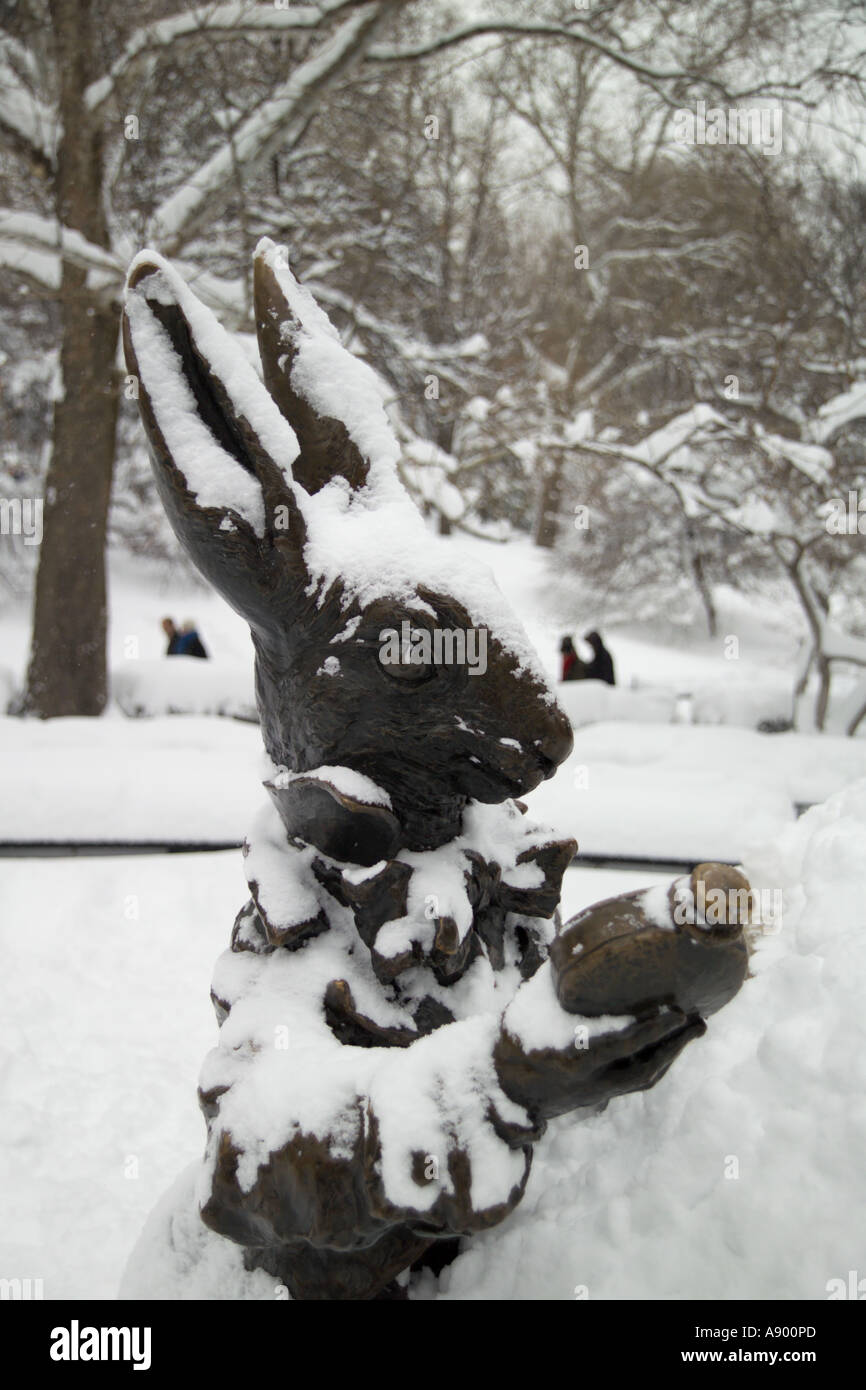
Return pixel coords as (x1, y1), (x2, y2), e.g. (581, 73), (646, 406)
(122, 240), (573, 855)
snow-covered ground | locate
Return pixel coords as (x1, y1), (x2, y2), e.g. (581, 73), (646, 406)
(2, 540), (865, 859)
(4, 713), (866, 863)
(1, 536), (865, 1300)
(0, 847), (661, 1300)
(0, 535), (832, 727)
(4, 786), (863, 1302)
(424, 784), (866, 1301)
(0, 716), (262, 843)
(529, 722), (866, 861)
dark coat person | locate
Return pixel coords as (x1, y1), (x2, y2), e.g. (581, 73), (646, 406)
(162, 617), (183, 656)
(583, 630), (615, 685)
(560, 635), (581, 682)
(178, 622), (208, 659)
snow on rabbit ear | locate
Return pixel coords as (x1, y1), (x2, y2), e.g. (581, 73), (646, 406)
(122, 250), (307, 628)
(253, 236), (404, 499)
(251, 240), (553, 685)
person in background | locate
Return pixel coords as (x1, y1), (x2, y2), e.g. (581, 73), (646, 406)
(162, 617), (183, 656)
(178, 619), (209, 659)
(560, 635), (582, 681)
(584, 629), (615, 685)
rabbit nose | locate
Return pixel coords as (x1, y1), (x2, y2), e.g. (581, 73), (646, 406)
(535, 705), (574, 775)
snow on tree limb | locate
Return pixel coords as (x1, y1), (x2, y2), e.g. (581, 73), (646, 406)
(365, 11), (866, 107)
(307, 279), (489, 372)
(365, 19), (690, 80)
(0, 36), (57, 168)
(565, 400), (866, 734)
(147, 2), (392, 256)
(84, 0), (365, 113)
(541, 406), (730, 478)
(0, 211), (122, 279)
(808, 380), (866, 444)
(590, 235), (747, 274)
(172, 262), (247, 328)
(750, 431), (832, 486)
(0, 208), (255, 326)
(0, 238), (61, 292)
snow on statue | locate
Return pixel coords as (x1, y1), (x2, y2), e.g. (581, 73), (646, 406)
(119, 239), (750, 1300)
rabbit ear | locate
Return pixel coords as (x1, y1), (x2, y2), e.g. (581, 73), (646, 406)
(254, 238), (383, 497)
(123, 254), (308, 630)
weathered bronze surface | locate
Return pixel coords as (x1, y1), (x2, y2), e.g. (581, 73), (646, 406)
(124, 243), (750, 1301)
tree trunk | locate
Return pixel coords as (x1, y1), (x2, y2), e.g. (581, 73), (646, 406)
(785, 556), (830, 736)
(845, 689), (866, 737)
(815, 655), (831, 732)
(791, 642), (814, 730)
(434, 415), (454, 536)
(24, 0), (119, 717)
(685, 527), (717, 637)
(533, 455), (564, 549)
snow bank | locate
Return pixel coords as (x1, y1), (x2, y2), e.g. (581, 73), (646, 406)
(557, 667), (794, 735)
(112, 657), (256, 721)
(0, 715), (261, 843)
(691, 679), (793, 729)
(558, 680), (676, 727)
(0, 851), (241, 1299)
(4, 714), (866, 859)
(416, 782), (866, 1299)
(118, 1165), (276, 1302)
(526, 722), (866, 861)
(115, 779), (866, 1300)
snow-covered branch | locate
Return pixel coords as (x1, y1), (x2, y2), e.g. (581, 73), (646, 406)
(808, 379), (866, 444)
(84, 0), (363, 112)
(365, 19), (701, 89)
(0, 212), (126, 303)
(0, 238), (61, 293)
(591, 235), (747, 274)
(148, 2), (390, 255)
(0, 211), (122, 279)
(544, 405), (730, 480)
(308, 280), (488, 370)
(0, 36), (57, 169)
(172, 261), (247, 327)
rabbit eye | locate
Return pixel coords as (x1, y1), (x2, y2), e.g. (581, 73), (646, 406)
(373, 623), (438, 685)
(382, 655), (435, 684)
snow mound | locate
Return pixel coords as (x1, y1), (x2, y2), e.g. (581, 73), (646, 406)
(120, 780), (866, 1299)
(112, 657), (256, 721)
(119, 1164), (275, 1301)
(558, 680), (676, 727)
(691, 679), (793, 729)
(526, 721), (866, 862)
(427, 781), (866, 1299)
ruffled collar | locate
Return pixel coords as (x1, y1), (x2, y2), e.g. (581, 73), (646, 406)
(240, 766), (576, 992)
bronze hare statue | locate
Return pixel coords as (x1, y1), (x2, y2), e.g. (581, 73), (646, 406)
(123, 241), (750, 1301)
